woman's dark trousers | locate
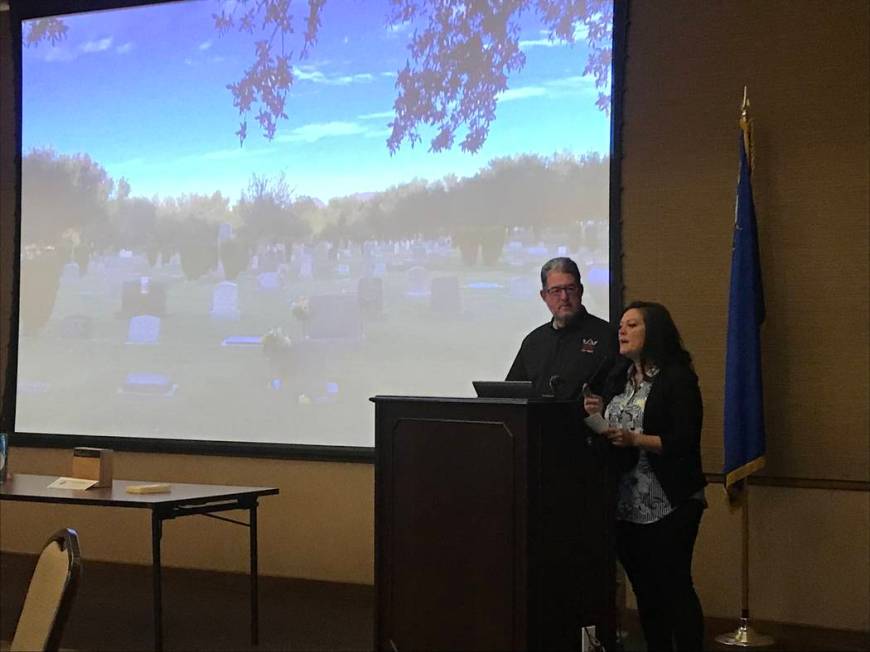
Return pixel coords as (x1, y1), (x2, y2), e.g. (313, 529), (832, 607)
(615, 500), (705, 652)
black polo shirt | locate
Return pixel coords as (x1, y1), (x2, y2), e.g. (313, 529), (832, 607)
(506, 307), (617, 399)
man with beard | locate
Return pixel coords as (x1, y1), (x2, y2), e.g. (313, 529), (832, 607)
(507, 257), (616, 399)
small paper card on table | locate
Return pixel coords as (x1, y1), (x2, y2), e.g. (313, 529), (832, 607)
(583, 413), (610, 435)
(48, 477), (99, 491)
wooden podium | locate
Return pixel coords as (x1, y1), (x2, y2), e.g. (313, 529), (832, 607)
(372, 395), (616, 652)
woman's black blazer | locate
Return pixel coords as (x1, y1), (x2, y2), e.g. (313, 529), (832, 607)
(603, 359), (707, 505)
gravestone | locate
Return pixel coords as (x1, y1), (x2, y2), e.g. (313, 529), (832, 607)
(305, 294), (362, 340)
(127, 314), (161, 345)
(121, 277), (166, 317)
(210, 281), (240, 320)
(585, 264), (609, 286)
(298, 253), (314, 279)
(430, 276), (461, 315)
(218, 222), (234, 243)
(120, 372), (176, 396)
(406, 266), (429, 297)
(526, 245), (549, 259)
(358, 277), (383, 316)
(221, 335), (262, 348)
(257, 271), (280, 291)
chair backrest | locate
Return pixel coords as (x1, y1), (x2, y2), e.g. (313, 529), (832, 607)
(11, 528), (82, 652)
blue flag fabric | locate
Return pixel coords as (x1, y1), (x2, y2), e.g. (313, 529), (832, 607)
(723, 131), (766, 494)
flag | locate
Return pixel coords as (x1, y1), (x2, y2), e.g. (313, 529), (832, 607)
(723, 112), (766, 499)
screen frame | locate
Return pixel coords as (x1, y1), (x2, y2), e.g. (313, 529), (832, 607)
(0, 0), (628, 463)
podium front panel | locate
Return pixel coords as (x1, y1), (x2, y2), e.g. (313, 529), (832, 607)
(373, 396), (614, 652)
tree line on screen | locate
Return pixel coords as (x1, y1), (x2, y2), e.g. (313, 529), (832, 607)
(19, 147), (608, 332)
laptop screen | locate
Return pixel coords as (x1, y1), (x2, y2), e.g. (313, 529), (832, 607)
(472, 380), (538, 399)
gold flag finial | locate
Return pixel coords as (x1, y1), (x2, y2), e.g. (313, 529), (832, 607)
(739, 86), (752, 170)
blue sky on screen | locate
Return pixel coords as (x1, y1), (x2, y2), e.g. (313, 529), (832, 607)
(23, 0), (611, 203)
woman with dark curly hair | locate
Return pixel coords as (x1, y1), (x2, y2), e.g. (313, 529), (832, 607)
(584, 301), (707, 651)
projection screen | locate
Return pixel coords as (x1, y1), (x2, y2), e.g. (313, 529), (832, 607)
(14, 0), (616, 449)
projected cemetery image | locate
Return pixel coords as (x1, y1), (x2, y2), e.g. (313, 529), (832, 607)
(17, 0), (613, 447)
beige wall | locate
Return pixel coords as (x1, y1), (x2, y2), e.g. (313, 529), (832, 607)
(616, 0), (870, 633)
(2, 0), (869, 634)
(0, 447), (375, 584)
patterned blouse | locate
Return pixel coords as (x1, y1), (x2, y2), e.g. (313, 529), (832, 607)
(604, 366), (676, 524)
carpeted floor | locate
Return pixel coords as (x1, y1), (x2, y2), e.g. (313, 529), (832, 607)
(1, 553), (867, 651)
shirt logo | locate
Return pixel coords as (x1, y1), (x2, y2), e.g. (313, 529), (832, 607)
(581, 338), (597, 354)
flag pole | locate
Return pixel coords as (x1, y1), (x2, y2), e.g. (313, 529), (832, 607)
(716, 87), (773, 648)
(715, 484), (773, 646)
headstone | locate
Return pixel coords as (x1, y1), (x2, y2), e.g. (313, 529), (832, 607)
(121, 277), (166, 317)
(430, 276), (461, 315)
(298, 254), (313, 280)
(17, 380), (50, 395)
(464, 281), (502, 290)
(61, 314), (93, 339)
(210, 281), (240, 320)
(305, 294), (362, 340)
(406, 266), (429, 297)
(585, 264), (609, 286)
(257, 271), (280, 291)
(221, 335), (262, 348)
(218, 222), (234, 243)
(316, 381), (340, 404)
(127, 314), (161, 345)
(358, 277), (383, 315)
(412, 243), (428, 263)
(119, 372), (176, 396)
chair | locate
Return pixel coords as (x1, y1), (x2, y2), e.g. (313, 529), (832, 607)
(10, 529), (81, 652)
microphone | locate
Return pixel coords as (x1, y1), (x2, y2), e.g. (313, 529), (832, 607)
(584, 354), (612, 393)
(548, 374), (563, 397)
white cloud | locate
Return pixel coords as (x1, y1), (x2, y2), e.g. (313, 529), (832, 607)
(295, 66), (375, 86)
(519, 37), (561, 49)
(39, 45), (76, 63)
(277, 121), (368, 143)
(116, 42), (134, 54)
(519, 24), (588, 50)
(199, 40), (212, 51)
(497, 86), (547, 102)
(544, 74), (600, 97)
(80, 37), (113, 53)
(386, 21), (411, 36)
(358, 110), (394, 121)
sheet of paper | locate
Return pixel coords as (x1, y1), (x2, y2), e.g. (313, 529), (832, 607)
(583, 413), (610, 435)
(47, 477), (99, 491)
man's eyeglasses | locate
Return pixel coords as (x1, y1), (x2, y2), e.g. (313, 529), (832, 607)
(544, 284), (580, 297)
